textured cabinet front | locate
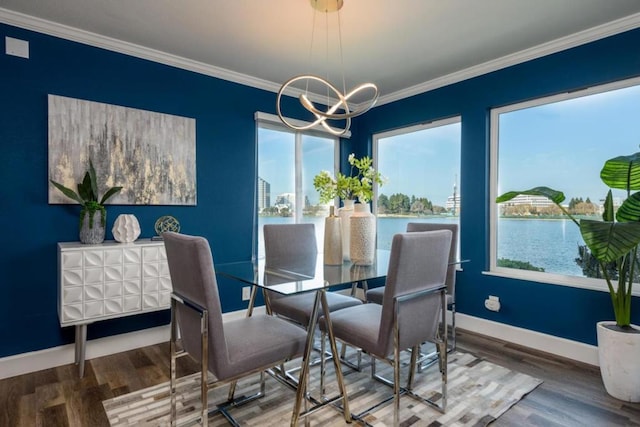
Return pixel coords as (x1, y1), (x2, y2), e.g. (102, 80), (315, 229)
(58, 240), (172, 326)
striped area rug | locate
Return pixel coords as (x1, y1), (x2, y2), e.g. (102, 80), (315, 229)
(103, 351), (542, 426)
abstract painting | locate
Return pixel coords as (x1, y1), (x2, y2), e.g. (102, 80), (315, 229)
(48, 95), (196, 205)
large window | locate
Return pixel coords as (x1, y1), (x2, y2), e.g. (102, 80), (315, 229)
(256, 115), (338, 259)
(373, 118), (461, 251)
(490, 78), (640, 289)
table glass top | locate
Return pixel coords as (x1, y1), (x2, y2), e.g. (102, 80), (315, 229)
(216, 250), (391, 295)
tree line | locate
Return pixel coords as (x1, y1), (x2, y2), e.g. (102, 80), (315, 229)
(377, 193), (449, 215)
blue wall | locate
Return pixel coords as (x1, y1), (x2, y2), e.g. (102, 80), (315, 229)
(353, 28), (640, 346)
(0, 23), (313, 358)
(1, 21), (639, 359)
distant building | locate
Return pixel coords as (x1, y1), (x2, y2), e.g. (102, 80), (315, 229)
(257, 177), (270, 211)
(446, 194), (461, 214)
(501, 194), (555, 208)
(446, 181), (461, 214)
(275, 192), (295, 210)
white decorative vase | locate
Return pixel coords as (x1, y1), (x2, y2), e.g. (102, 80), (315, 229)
(338, 199), (355, 261)
(597, 321), (640, 402)
(350, 203), (376, 265)
(323, 206), (343, 265)
(79, 210), (106, 244)
(112, 214), (141, 243)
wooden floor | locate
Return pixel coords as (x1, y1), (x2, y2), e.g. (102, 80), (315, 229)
(2, 329), (639, 426)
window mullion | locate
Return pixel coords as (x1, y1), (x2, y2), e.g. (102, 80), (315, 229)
(294, 132), (303, 222)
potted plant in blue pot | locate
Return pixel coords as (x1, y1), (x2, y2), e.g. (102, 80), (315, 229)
(50, 160), (122, 244)
(496, 151), (640, 401)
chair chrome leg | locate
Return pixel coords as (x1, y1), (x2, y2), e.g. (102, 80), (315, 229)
(320, 332), (327, 398)
(449, 304), (456, 352)
(170, 299), (178, 427)
(200, 309), (209, 427)
(393, 339), (401, 427)
(407, 344), (419, 390)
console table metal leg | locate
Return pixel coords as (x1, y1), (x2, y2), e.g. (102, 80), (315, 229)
(75, 324), (87, 377)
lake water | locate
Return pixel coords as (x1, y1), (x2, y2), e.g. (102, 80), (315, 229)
(258, 216), (584, 276)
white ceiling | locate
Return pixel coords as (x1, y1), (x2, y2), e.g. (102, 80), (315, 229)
(2, 0), (640, 106)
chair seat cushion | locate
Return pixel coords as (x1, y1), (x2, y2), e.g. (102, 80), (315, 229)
(218, 314), (307, 380)
(270, 291), (362, 326)
(366, 286), (454, 306)
(319, 304), (387, 358)
(365, 287), (384, 305)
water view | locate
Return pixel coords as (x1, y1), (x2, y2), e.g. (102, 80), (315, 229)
(258, 216), (585, 277)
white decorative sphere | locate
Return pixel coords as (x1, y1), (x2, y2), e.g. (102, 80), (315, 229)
(112, 214), (141, 243)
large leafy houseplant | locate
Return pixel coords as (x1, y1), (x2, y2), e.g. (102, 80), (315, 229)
(313, 153), (385, 204)
(50, 160), (122, 230)
(496, 151), (640, 329)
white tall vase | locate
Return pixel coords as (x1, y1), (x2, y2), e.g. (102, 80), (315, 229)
(350, 203), (376, 265)
(338, 199), (355, 261)
(323, 206), (343, 265)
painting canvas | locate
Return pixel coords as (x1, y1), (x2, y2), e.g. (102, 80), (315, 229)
(48, 95), (196, 205)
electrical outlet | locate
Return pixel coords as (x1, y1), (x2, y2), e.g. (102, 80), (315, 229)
(242, 286), (251, 301)
(484, 295), (501, 312)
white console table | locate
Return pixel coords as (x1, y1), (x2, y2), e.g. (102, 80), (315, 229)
(57, 239), (172, 376)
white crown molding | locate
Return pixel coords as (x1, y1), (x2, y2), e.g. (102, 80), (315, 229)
(374, 12), (640, 107)
(1, 8), (639, 117)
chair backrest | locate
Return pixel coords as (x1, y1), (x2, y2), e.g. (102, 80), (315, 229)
(377, 230), (452, 356)
(163, 232), (229, 378)
(263, 223), (318, 280)
(406, 222), (458, 299)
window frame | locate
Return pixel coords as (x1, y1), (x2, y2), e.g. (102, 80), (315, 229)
(372, 116), (462, 257)
(488, 76), (640, 295)
(254, 112), (340, 258)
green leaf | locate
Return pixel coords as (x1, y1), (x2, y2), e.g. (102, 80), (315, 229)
(495, 186), (565, 204)
(600, 152), (640, 192)
(100, 186), (123, 205)
(89, 159), (99, 200)
(49, 180), (84, 205)
(77, 172), (93, 201)
(616, 192), (640, 222)
(602, 190), (614, 222)
(579, 219), (640, 263)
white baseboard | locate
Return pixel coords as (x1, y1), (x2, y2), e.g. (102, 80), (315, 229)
(0, 307), (596, 380)
(456, 313), (599, 366)
(0, 307), (266, 380)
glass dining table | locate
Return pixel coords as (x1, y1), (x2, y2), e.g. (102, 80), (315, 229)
(215, 250), (391, 426)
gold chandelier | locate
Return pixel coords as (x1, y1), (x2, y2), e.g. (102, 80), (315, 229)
(276, 0), (379, 136)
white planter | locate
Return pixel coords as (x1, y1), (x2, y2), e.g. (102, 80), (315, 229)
(112, 214), (141, 243)
(323, 207), (343, 265)
(338, 199), (355, 261)
(350, 203), (376, 265)
(597, 321), (640, 402)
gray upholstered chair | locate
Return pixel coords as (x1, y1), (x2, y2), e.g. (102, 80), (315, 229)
(263, 223), (363, 327)
(320, 230), (451, 425)
(367, 222), (459, 351)
(164, 232), (307, 427)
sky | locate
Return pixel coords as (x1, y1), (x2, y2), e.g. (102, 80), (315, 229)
(259, 123), (461, 207)
(259, 80), (640, 208)
(498, 82), (640, 204)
